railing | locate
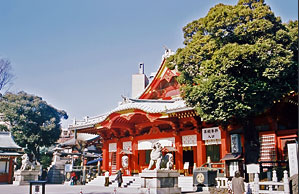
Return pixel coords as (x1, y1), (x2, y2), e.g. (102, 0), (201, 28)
(68, 114), (108, 129)
(72, 166), (94, 171)
(199, 162), (225, 176)
(215, 170), (290, 194)
(215, 177), (229, 188)
(258, 161), (288, 181)
(253, 170), (290, 194)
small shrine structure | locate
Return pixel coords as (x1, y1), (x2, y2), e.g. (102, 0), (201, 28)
(0, 132), (22, 183)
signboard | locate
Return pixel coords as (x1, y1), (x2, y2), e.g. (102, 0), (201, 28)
(288, 143), (298, 177)
(202, 127), (221, 140)
(230, 134), (242, 153)
(65, 164), (72, 172)
(183, 162), (189, 170)
(138, 137), (175, 150)
(246, 164), (260, 173)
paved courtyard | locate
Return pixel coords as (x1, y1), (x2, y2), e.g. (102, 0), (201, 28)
(0, 184), (210, 194)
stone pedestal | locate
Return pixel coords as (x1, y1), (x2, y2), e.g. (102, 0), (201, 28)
(139, 170), (181, 194)
(13, 169), (40, 185)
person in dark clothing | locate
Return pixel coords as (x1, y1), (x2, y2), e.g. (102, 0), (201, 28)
(104, 170), (110, 187)
(41, 168), (48, 181)
(115, 168), (123, 187)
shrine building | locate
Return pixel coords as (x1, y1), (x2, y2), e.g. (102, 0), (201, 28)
(0, 132), (22, 183)
(69, 50), (298, 178)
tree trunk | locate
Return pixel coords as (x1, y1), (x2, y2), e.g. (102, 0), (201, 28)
(242, 116), (260, 164)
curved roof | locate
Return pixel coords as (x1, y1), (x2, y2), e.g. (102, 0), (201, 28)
(69, 49), (193, 132)
(70, 98), (190, 130)
(110, 98), (187, 114)
(0, 132), (22, 149)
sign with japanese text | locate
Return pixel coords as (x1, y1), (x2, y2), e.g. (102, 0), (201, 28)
(246, 164), (260, 173)
(202, 127), (221, 140)
(230, 134), (242, 153)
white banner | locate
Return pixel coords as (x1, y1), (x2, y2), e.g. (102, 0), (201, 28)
(246, 164), (260, 173)
(109, 143), (117, 152)
(182, 135), (197, 147)
(138, 137), (175, 150)
(202, 127), (221, 140)
(123, 141), (132, 151)
(288, 143), (298, 177)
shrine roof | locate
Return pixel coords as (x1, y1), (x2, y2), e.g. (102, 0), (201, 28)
(69, 49), (194, 132)
(0, 152), (22, 156)
(0, 132), (21, 149)
(137, 49), (180, 100)
(59, 133), (99, 146)
(70, 98), (192, 131)
(112, 98), (188, 114)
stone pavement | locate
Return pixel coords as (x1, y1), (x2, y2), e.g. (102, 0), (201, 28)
(0, 184), (210, 194)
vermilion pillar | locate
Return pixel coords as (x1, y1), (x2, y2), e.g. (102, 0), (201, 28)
(8, 158), (13, 183)
(221, 129), (229, 158)
(197, 133), (206, 166)
(139, 150), (146, 169)
(175, 134), (183, 171)
(193, 146), (197, 168)
(102, 140), (109, 171)
(132, 138), (138, 173)
(116, 140), (122, 170)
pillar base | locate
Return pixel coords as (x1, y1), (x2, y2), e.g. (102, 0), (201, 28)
(139, 170), (181, 194)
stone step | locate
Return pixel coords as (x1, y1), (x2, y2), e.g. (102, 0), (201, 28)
(88, 175), (196, 192)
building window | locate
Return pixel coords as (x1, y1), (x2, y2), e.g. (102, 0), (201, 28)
(228, 161), (239, 177)
(0, 160), (8, 173)
(206, 145), (220, 162)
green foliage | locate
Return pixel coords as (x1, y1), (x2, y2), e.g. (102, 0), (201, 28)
(74, 158), (82, 166)
(15, 156), (22, 170)
(0, 91), (68, 161)
(0, 124), (9, 132)
(166, 0), (298, 124)
(40, 153), (53, 169)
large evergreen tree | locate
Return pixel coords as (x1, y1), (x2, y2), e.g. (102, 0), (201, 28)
(0, 91), (68, 161)
(166, 0), (298, 164)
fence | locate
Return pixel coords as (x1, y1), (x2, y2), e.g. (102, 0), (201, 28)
(216, 170), (290, 194)
(253, 170), (289, 194)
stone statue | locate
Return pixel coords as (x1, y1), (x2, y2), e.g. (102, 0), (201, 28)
(121, 155), (129, 169)
(53, 151), (61, 164)
(145, 142), (163, 170)
(20, 154), (36, 171)
(163, 153), (174, 170)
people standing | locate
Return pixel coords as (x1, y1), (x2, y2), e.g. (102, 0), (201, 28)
(104, 170), (110, 187)
(115, 168), (123, 188)
(71, 171), (77, 185)
(232, 171), (245, 194)
(41, 168), (48, 181)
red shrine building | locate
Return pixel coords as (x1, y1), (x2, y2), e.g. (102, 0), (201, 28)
(69, 50), (298, 178)
(0, 132), (22, 183)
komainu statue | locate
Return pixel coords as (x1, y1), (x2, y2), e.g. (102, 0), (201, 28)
(145, 142), (163, 170)
(20, 154), (36, 171)
(163, 153), (174, 170)
(121, 155), (129, 169)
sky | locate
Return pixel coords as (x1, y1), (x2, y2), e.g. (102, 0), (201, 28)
(0, 0), (297, 128)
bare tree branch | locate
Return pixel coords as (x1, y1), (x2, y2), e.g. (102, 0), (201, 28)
(0, 59), (13, 92)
